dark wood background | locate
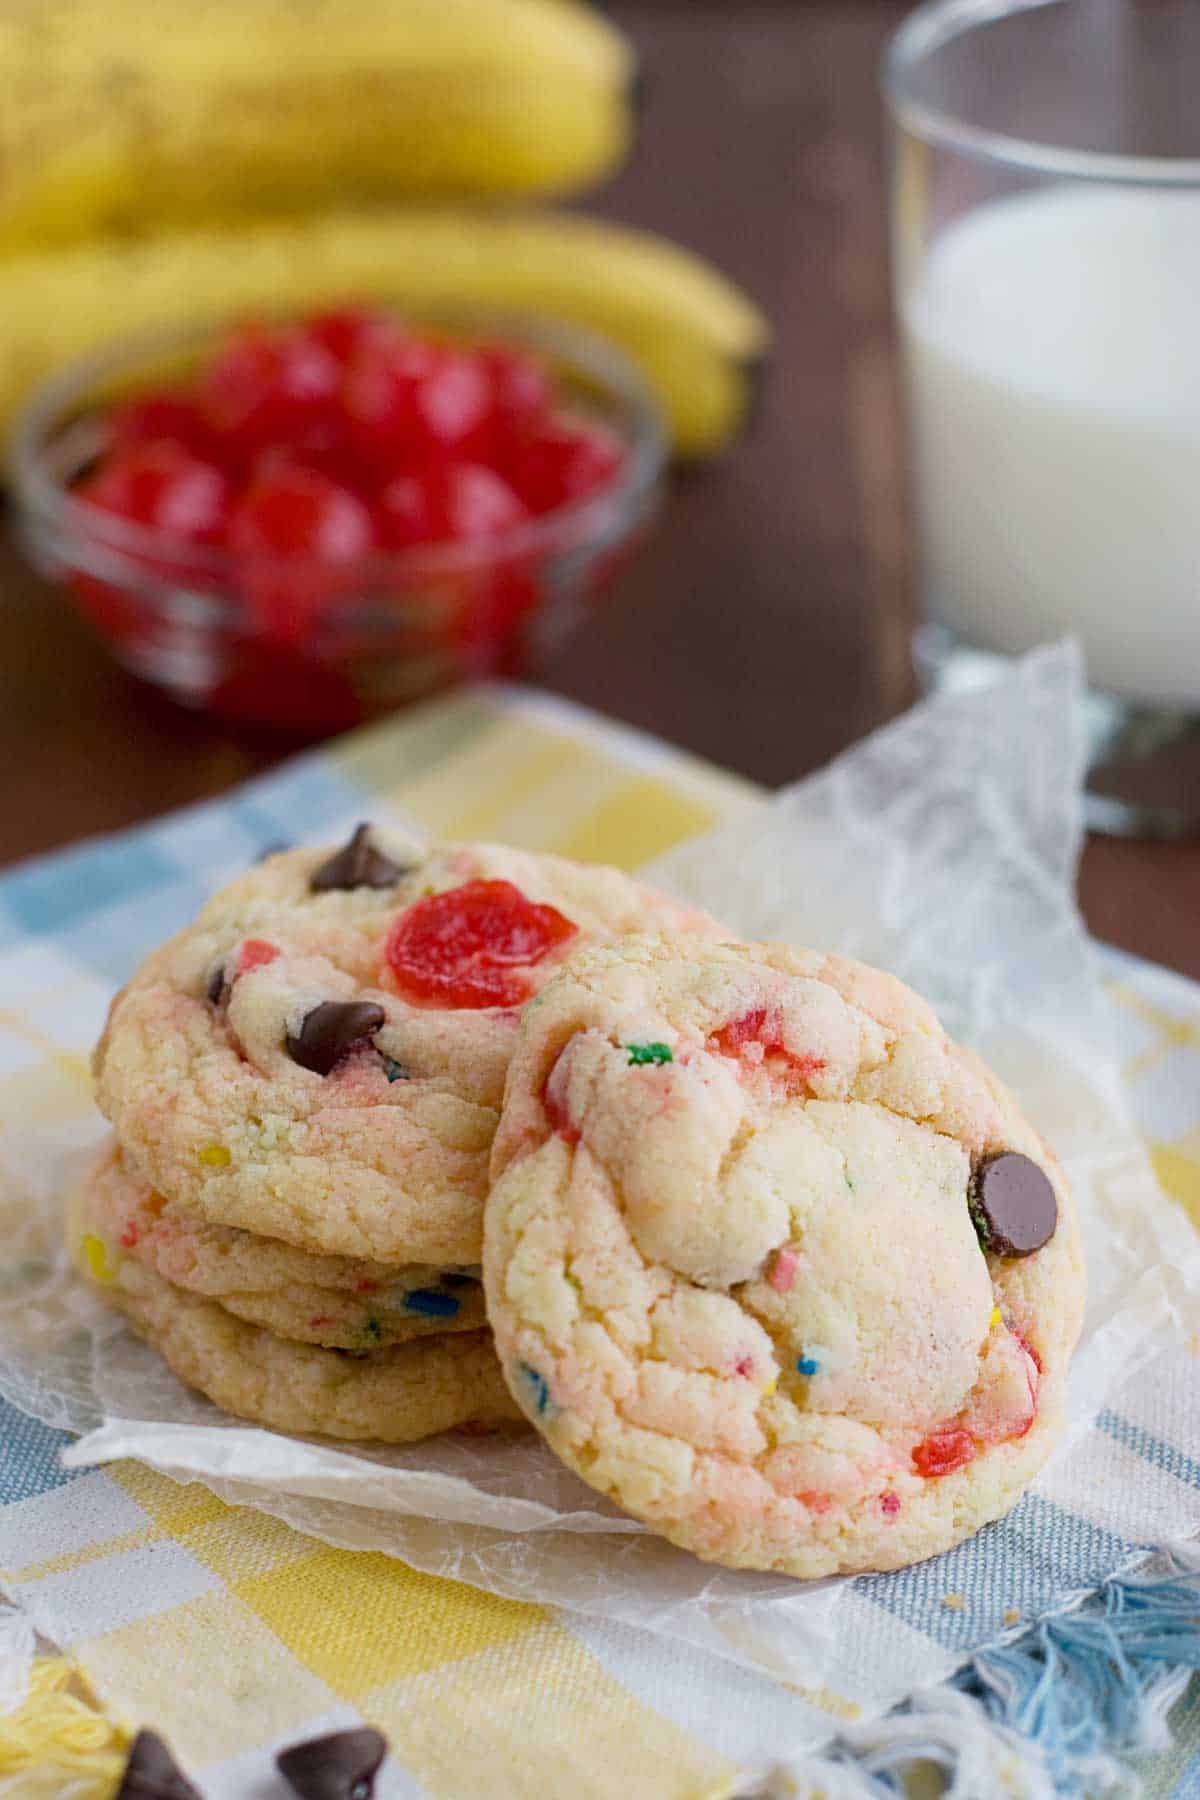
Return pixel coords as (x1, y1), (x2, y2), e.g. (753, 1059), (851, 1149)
(2, 0), (1197, 976)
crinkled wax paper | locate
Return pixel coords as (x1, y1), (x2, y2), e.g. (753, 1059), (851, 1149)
(2, 642), (1197, 1706)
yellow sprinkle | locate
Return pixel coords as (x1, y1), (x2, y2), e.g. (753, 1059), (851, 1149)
(942, 1592), (966, 1611)
(1003, 1607), (1021, 1627)
(198, 1143), (231, 1168)
(990, 1305), (1002, 1329)
(762, 1375), (778, 1396)
(80, 1233), (114, 1285)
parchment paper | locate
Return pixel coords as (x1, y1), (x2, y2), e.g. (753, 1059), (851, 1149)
(2, 642), (1197, 1701)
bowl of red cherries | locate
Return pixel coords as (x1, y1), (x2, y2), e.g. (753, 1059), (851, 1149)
(11, 306), (664, 731)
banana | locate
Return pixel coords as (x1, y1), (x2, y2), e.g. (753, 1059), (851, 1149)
(0, 210), (768, 458)
(0, 0), (635, 248)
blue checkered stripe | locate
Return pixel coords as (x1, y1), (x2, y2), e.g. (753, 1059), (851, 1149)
(0, 754), (368, 974)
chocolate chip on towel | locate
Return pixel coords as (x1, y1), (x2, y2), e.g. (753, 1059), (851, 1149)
(310, 825), (410, 892)
(277, 1727), (388, 1800)
(287, 1001), (387, 1075)
(970, 1152), (1058, 1257)
(116, 1729), (202, 1800)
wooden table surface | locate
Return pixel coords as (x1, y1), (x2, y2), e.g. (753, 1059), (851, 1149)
(2, 0), (1197, 978)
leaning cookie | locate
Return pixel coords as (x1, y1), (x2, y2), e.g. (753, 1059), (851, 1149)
(484, 936), (1085, 1578)
(93, 829), (722, 1265)
(78, 1138), (486, 1349)
(69, 1191), (522, 1444)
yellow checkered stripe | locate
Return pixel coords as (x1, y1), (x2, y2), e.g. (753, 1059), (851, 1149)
(3, 1470), (731, 1798)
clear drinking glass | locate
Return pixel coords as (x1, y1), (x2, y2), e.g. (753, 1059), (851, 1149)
(884, 0), (1200, 835)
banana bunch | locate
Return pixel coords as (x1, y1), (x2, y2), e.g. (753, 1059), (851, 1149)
(0, 210), (767, 458)
(0, 0), (635, 248)
(0, 0), (768, 457)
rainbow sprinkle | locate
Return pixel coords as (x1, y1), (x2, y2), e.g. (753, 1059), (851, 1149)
(517, 1362), (552, 1416)
(198, 1143), (231, 1168)
(80, 1233), (115, 1285)
(405, 1289), (460, 1319)
(990, 1304), (1003, 1328)
(768, 1247), (798, 1293)
(626, 1042), (673, 1066)
(796, 1352), (821, 1378)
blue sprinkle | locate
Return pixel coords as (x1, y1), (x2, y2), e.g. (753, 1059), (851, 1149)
(517, 1362), (551, 1416)
(797, 1354), (820, 1377)
(405, 1288), (460, 1319)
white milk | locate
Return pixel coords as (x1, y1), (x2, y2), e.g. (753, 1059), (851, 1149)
(902, 186), (1200, 708)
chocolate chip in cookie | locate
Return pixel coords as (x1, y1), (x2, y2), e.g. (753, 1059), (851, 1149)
(287, 1001), (386, 1075)
(310, 825), (411, 893)
(277, 1727), (387, 1800)
(970, 1152), (1057, 1257)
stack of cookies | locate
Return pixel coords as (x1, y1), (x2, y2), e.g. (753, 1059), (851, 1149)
(73, 824), (1084, 1576)
(72, 826), (719, 1446)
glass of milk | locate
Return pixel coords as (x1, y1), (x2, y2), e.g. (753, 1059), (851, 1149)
(884, 0), (1200, 833)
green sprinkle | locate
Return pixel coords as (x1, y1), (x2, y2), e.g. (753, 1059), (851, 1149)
(626, 1042), (673, 1067)
(846, 1174), (856, 1192)
(363, 1315), (383, 1345)
(381, 1057), (408, 1083)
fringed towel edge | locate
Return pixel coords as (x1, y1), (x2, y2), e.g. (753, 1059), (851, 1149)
(735, 1544), (1200, 1799)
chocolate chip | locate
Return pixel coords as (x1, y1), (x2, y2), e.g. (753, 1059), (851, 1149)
(310, 825), (410, 893)
(277, 1727), (387, 1800)
(970, 1152), (1058, 1258)
(286, 1001), (386, 1075)
(116, 1729), (201, 1800)
(205, 962), (227, 1006)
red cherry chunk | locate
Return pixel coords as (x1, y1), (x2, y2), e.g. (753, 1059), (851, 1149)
(478, 346), (552, 450)
(302, 307), (393, 366)
(512, 416), (623, 514)
(228, 466), (374, 563)
(237, 939), (279, 974)
(75, 442), (230, 543)
(712, 1006), (776, 1057)
(377, 462), (526, 549)
(386, 879), (577, 1009)
(229, 467), (375, 643)
(912, 1427), (977, 1479)
(107, 392), (214, 459)
(709, 1006), (826, 1090)
(344, 335), (492, 468)
(200, 324), (341, 455)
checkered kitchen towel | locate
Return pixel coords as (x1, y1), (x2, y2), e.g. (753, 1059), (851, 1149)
(0, 685), (1198, 1799)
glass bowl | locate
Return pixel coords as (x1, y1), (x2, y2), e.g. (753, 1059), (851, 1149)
(10, 309), (665, 734)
